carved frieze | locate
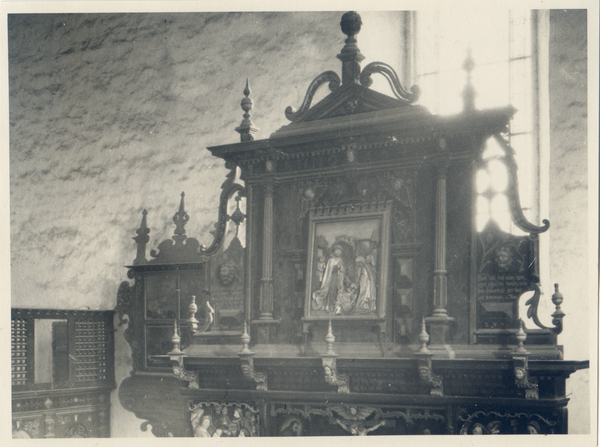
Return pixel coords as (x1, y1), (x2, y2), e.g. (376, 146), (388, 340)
(270, 403), (445, 436)
(458, 408), (558, 435)
(190, 401), (259, 437)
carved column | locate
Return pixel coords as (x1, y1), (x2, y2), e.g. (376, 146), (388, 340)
(259, 182), (274, 320)
(426, 140), (454, 352)
(433, 160), (448, 317)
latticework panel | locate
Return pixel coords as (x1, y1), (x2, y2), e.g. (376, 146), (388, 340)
(74, 321), (108, 382)
(11, 318), (29, 385)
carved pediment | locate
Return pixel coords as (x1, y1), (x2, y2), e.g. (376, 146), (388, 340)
(288, 83), (411, 124)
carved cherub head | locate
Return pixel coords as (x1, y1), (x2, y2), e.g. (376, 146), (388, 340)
(493, 246), (513, 272)
(514, 367), (526, 380)
(418, 365), (431, 381)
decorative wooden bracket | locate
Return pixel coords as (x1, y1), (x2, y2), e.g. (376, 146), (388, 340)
(525, 283), (565, 335)
(170, 354), (199, 389)
(321, 320), (349, 393)
(167, 320), (199, 389)
(513, 356), (538, 400)
(200, 164), (246, 256)
(512, 324), (538, 399)
(415, 319), (443, 396)
(493, 134), (550, 235)
(322, 357), (349, 394)
(238, 322), (268, 391)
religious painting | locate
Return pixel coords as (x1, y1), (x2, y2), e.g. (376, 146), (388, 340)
(304, 203), (391, 320)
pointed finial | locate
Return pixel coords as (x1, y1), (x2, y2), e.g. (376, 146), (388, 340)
(462, 48), (476, 112)
(235, 79), (259, 142)
(240, 321), (252, 354)
(514, 319), (528, 354)
(187, 296), (199, 333)
(417, 318), (431, 354)
(169, 319), (182, 354)
(338, 12), (365, 85)
(324, 319), (337, 356)
(172, 192), (189, 242)
(133, 209), (150, 265)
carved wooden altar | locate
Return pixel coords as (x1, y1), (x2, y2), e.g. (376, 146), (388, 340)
(116, 12), (588, 437)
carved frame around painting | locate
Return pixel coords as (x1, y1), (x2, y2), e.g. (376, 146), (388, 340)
(304, 201), (392, 321)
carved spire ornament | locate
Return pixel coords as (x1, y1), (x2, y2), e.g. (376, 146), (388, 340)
(235, 79), (259, 142)
(132, 209), (150, 265)
(172, 192), (189, 243)
(462, 48), (476, 112)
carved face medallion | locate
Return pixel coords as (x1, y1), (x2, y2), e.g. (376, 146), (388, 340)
(493, 246), (513, 272)
(217, 263), (237, 285)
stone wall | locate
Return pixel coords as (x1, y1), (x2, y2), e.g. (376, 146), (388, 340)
(548, 9), (590, 435)
(8, 9), (591, 437)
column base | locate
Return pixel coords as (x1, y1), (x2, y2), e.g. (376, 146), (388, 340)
(251, 319), (281, 344)
(425, 315), (455, 358)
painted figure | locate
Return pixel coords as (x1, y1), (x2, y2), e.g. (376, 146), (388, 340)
(353, 255), (377, 313)
(312, 245), (346, 311)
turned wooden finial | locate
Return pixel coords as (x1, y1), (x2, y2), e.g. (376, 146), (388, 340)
(462, 48), (476, 112)
(240, 320), (252, 354)
(417, 318), (431, 354)
(169, 319), (182, 354)
(325, 319), (337, 356)
(337, 11), (365, 85)
(235, 79), (259, 142)
(514, 319), (529, 354)
(187, 296), (199, 333)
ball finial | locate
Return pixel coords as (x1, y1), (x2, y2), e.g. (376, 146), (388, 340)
(340, 11), (362, 38)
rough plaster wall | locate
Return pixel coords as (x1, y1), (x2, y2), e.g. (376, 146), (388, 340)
(548, 10), (589, 434)
(8, 11), (404, 437)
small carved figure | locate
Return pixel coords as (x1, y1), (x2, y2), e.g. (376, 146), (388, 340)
(194, 416), (212, 438)
(280, 416), (303, 436)
(334, 419), (386, 436)
(527, 421), (541, 434)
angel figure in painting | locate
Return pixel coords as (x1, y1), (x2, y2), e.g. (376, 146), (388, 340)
(312, 245), (347, 311)
(353, 255), (377, 313)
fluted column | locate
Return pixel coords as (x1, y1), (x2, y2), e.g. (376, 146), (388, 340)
(426, 139), (454, 352)
(432, 161), (449, 317)
(259, 182), (274, 319)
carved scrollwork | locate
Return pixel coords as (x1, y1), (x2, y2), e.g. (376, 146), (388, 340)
(492, 134), (549, 234)
(458, 409), (555, 434)
(200, 164), (245, 256)
(285, 71), (341, 122)
(360, 62), (420, 104)
(417, 358), (443, 397)
(524, 283), (564, 335)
